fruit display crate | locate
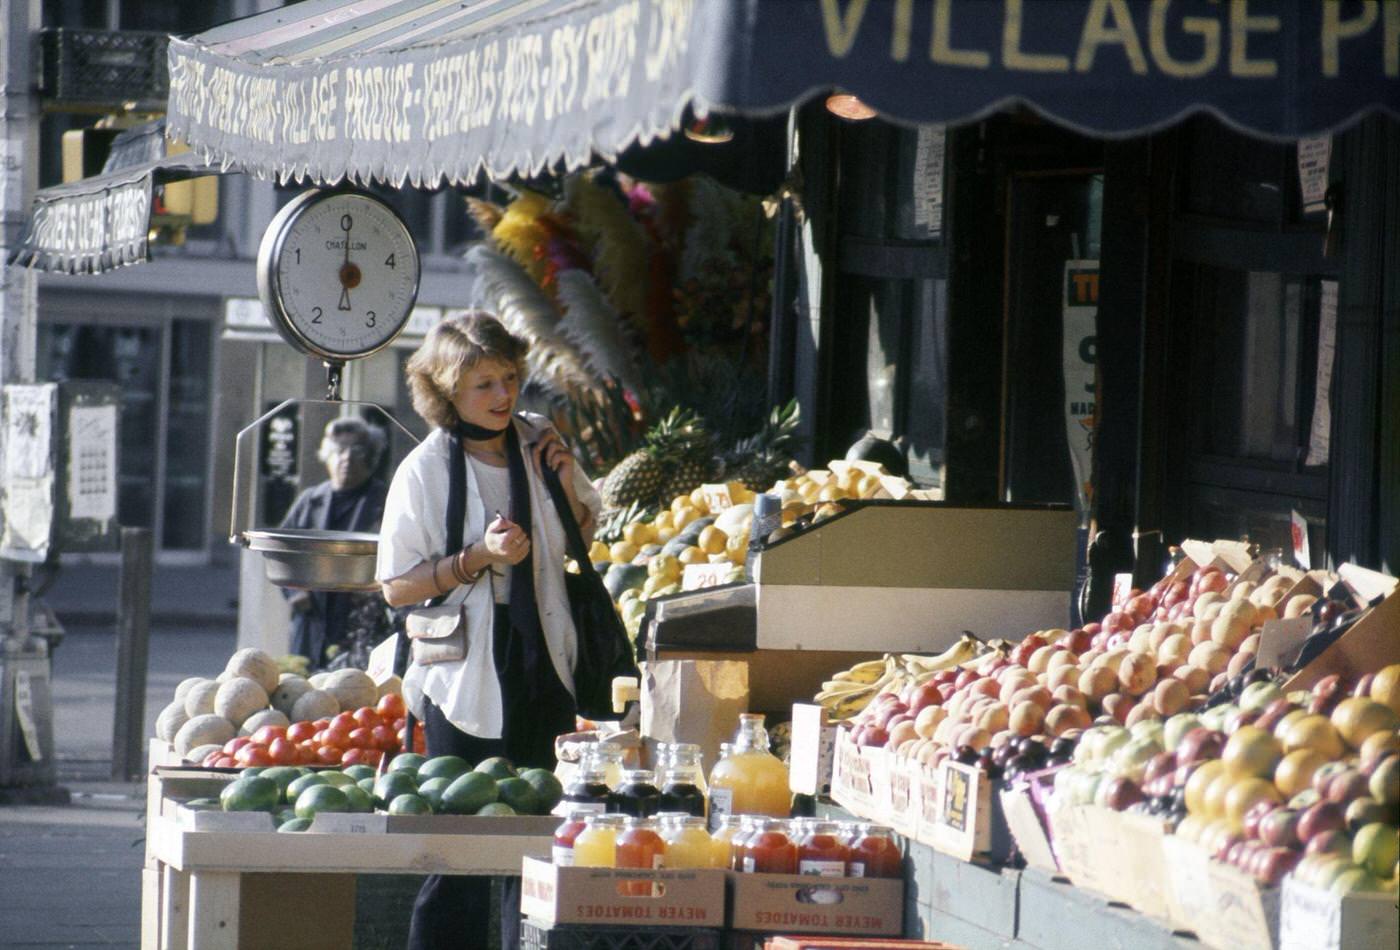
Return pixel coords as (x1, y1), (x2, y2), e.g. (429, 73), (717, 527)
(143, 765), (553, 950)
(520, 921), (723, 950)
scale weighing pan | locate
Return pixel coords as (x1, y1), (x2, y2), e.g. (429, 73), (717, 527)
(243, 527), (381, 592)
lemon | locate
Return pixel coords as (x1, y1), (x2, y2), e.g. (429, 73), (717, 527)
(798, 481), (821, 503)
(856, 474), (882, 498)
(623, 521), (655, 547)
(653, 511), (674, 532)
(618, 589), (640, 606)
(672, 506), (698, 530)
(697, 525), (728, 555)
(648, 554), (681, 580)
(654, 526), (676, 544)
(817, 483), (846, 502)
(688, 487), (710, 513)
(653, 582), (680, 598)
(588, 540), (610, 563)
(725, 534), (748, 564)
(609, 540), (638, 564)
(670, 494), (690, 515)
(642, 575), (670, 597)
(678, 545), (707, 565)
(622, 599), (647, 623)
(835, 470), (860, 493)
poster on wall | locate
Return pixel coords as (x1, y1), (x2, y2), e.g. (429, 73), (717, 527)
(1062, 261), (1099, 516)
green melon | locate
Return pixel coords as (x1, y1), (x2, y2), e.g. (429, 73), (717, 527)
(260, 766), (303, 802)
(278, 817), (313, 833)
(220, 776), (279, 813)
(388, 752), (427, 774)
(342, 764), (376, 782)
(441, 772), (498, 815)
(373, 770), (419, 806)
(496, 777), (542, 816)
(286, 773), (329, 803)
(388, 793), (433, 816)
(475, 802), (517, 816)
(341, 785), (374, 813)
(417, 776), (453, 811)
(294, 784), (349, 820)
(474, 756), (518, 781)
(519, 768), (564, 814)
(416, 755), (471, 784)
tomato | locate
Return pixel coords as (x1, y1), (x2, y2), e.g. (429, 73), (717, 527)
(316, 744), (344, 765)
(359, 748), (384, 767)
(222, 736), (253, 755)
(329, 712), (357, 733)
(393, 717), (407, 734)
(341, 747), (368, 766)
(296, 742), (318, 765)
(313, 718), (332, 731)
(235, 743), (274, 768)
(215, 755), (239, 768)
(267, 737), (298, 765)
(412, 724), (426, 755)
(251, 725), (288, 746)
(345, 727), (372, 749)
(202, 751), (222, 767)
(351, 707), (381, 729)
(286, 721), (317, 743)
(370, 724), (398, 751)
(377, 693), (406, 720)
(324, 725), (353, 749)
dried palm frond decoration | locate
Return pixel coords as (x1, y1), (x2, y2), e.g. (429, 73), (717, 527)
(555, 270), (642, 394)
(491, 190), (555, 284)
(464, 196), (504, 236)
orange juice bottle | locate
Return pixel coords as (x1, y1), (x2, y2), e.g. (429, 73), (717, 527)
(707, 713), (791, 827)
(709, 814), (745, 869)
(573, 814), (625, 867)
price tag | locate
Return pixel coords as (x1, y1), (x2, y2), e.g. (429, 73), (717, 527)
(1256, 617), (1313, 669)
(1291, 510), (1311, 570)
(681, 562), (734, 591)
(1112, 572), (1134, 608)
(698, 483), (733, 513)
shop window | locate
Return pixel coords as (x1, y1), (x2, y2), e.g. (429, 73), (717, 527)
(163, 321), (212, 550)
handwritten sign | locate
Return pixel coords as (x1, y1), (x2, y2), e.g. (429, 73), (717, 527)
(680, 562), (734, 591)
(697, 483), (733, 514)
(1256, 617), (1313, 670)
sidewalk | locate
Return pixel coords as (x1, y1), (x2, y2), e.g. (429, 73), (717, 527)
(0, 622), (237, 949)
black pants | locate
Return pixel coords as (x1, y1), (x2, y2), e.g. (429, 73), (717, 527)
(406, 605), (575, 950)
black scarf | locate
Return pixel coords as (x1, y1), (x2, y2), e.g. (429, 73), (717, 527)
(450, 416), (545, 652)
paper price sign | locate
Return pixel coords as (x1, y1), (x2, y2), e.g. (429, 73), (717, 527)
(698, 483), (733, 513)
(940, 765), (970, 832)
(681, 562), (734, 591)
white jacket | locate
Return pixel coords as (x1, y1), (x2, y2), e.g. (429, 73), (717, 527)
(376, 413), (602, 738)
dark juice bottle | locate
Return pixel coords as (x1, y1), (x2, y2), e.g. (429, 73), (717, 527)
(611, 769), (661, 818)
(557, 759), (611, 817)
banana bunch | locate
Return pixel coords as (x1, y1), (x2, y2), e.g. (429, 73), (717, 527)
(812, 634), (987, 721)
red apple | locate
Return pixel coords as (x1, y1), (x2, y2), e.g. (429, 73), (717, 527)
(909, 682), (945, 713)
(1177, 727), (1227, 765)
(1297, 801), (1346, 843)
(1083, 622), (1102, 635)
(1259, 808), (1301, 849)
(1102, 776), (1144, 811)
(1243, 799), (1280, 839)
(954, 669), (980, 690)
(1143, 751), (1178, 787)
(1254, 847), (1301, 887)
(1303, 828), (1350, 857)
(859, 725), (889, 748)
(1063, 628), (1092, 654)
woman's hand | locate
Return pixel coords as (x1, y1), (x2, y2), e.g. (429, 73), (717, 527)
(482, 514), (530, 565)
(533, 430), (577, 497)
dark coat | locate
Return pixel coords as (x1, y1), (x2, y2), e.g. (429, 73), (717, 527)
(280, 479), (386, 665)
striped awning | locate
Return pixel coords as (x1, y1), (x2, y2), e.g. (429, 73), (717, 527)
(165, 0), (1400, 191)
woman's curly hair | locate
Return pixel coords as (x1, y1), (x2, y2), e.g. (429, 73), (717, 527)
(404, 311), (529, 430)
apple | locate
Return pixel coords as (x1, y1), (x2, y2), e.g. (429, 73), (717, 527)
(1308, 675), (1345, 716)
(1352, 821), (1400, 878)
(1254, 698), (1299, 734)
(1324, 769), (1370, 806)
(1259, 808), (1301, 849)
(1254, 847), (1302, 887)
(1242, 797), (1281, 839)
(1304, 828), (1352, 858)
(1010, 634), (1048, 668)
(1224, 778), (1282, 832)
(1344, 796), (1389, 833)
(1142, 750), (1178, 786)
(1353, 673), (1376, 698)
(1360, 732), (1400, 768)
(1369, 755), (1399, 805)
(1239, 681), (1284, 714)
(909, 681), (945, 714)
(1102, 776), (1144, 811)
(859, 724), (890, 747)
(1103, 693), (1135, 724)
(1297, 801), (1347, 843)
(1063, 628), (1093, 654)
(1177, 727), (1227, 765)
(1223, 707), (1263, 734)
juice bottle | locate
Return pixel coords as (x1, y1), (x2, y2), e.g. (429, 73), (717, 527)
(594, 743), (626, 792)
(660, 815), (715, 868)
(616, 817), (666, 868)
(797, 820), (849, 877)
(709, 814), (745, 870)
(573, 814), (625, 867)
(848, 824), (902, 878)
(612, 769), (661, 817)
(742, 818), (797, 874)
(707, 714), (791, 827)
(552, 810), (591, 866)
(729, 816), (760, 870)
(658, 743), (707, 818)
(556, 754), (611, 817)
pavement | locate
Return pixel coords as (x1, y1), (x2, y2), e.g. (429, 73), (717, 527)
(0, 562), (239, 949)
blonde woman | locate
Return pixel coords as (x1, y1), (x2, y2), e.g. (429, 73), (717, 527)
(377, 311), (599, 950)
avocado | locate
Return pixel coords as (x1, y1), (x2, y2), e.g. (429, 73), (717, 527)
(441, 771), (498, 815)
(495, 777), (542, 816)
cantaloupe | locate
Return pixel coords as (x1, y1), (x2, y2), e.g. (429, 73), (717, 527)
(323, 669), (377, 712)
(183, 680), (222, 718)
(174, 676), (210, 703)
(239, 708), (291, 737)
(270, 676), (314, 717)
(155, 701), (189, 743)
(213, 677), (269, 728)
(173, 714), (235, 758)
(308, 672), (331, 690)
(290, 689), (340, 723)
(225, 648), (280, 695)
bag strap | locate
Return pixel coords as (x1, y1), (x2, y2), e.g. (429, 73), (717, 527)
(540, 458), (600, 582)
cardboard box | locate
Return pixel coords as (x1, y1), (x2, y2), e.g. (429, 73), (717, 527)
(788, 704), (838, 797)
(1048, 805), (1171, 920)
(1161, 837), (1280, 947)
(1279, 876), (1400, 950)
(519, 857), (726, 929)
(727, 871), (904, 936)
(752, 503), (1075, 652)
(998, 770), (1060, 875)
(829, 728), (876, 819)
(1283, 588), (1400, 693)
(913, 760), (990, 861)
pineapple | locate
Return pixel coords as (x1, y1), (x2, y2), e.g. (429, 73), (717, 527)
(595, 499), (655, 545)
(600, 408), (713, 510)
(721, 399), (801, 492)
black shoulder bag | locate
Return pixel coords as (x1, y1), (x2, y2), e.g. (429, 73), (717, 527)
(540, 463), (640, 720)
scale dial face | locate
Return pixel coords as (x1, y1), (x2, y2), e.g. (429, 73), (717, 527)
(257, 190), (421, 362)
